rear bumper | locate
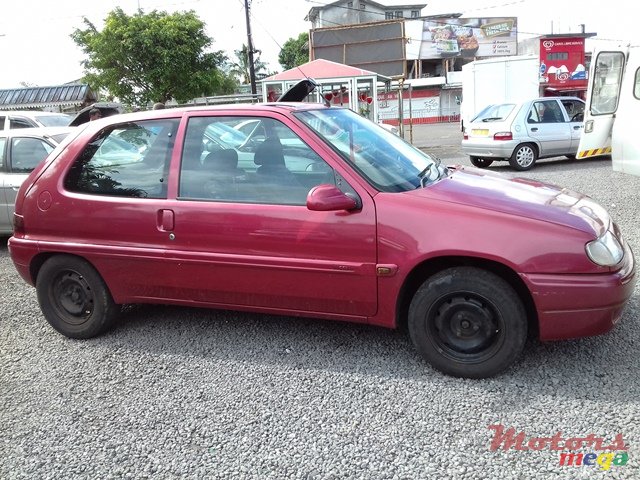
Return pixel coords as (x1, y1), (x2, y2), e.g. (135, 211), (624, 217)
(461, 139), (517, 158)
(522, 244), (636, 341)
(7, 236), (37, 286)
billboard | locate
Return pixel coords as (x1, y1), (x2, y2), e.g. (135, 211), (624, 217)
(405, 17), (518, 60)
(310, 21), (406, 78)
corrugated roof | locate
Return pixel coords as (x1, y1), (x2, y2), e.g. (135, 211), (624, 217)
(0, 84), (94, 110)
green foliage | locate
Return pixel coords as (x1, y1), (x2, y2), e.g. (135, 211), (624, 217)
(71, 8), (237, 106)
(229, 44), (268, 85)
(278, 32), (309, 71)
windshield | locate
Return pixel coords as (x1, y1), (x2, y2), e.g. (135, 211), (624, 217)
(295, 108), (443, 192)
(37, 114), (72, 127)
(472, 104), (515, 122)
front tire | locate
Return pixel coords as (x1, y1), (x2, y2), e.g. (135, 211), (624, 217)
(408, 267), (527, 379)
(470, 156), (494, 168)
(509, 143), (537, 171)
(36, 255), (120, 339)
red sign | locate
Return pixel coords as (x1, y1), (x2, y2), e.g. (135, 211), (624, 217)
(539, 37), (587, 89)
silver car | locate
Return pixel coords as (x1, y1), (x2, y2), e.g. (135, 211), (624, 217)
(0, 127), (74, 234)
(461, 97), (585, 170)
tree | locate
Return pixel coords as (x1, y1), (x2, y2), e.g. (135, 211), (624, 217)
(71, 8), (236, 106)
(278, 33), (309, 71)
(230, 44), (267, 85)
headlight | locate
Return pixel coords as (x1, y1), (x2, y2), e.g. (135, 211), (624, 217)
(586, 230), (624, 266)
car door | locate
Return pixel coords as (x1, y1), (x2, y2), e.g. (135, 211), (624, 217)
(525, 99), (572, 156)
(561, 99), (585, 152)
(57, 118), (180, 299)
(166, 113), (378, 317)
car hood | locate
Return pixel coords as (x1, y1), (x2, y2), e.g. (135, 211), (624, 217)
(412, 166), (610, 236)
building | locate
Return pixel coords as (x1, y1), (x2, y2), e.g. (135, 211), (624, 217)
(0, 83), (98, 113)
(305, 0), (426, 29)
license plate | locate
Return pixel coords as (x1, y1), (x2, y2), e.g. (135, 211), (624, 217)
(472, 129), (489, 136)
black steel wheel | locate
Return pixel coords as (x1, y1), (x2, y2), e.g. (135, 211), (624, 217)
(408, 267), (527, 378)
(36, 255), (120, 339)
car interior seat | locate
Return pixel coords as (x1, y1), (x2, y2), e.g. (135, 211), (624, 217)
(253, 137), (293, 178)
(203, 148), (243, 176)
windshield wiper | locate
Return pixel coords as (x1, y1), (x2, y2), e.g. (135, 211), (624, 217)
(481, 117), (503, 122)
(417, 156), (442, 188)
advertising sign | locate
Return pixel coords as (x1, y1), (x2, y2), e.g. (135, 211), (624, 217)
(539, 38), (587, 89)
(406, 17), (518, 60)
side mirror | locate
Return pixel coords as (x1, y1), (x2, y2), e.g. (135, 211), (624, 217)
(307, 184), (358, 211)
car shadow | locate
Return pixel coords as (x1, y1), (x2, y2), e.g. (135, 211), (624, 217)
(482, 156), (612, 174)
(97, 298), (640, 404)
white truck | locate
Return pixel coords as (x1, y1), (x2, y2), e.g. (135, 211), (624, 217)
(577, 43), (640, 175)
(460, 54), (540, 132)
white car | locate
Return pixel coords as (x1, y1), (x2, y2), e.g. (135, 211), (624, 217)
(461, 97), (585, 170)
(1, 111), (72, 130)
(0, 127), (75, 234)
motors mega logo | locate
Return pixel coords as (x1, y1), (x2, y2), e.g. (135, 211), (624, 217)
(488, 424), (629, 471)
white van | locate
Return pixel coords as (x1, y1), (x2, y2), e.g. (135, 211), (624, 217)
(577, 44), (640, 175)
(0, 111), (72, 130)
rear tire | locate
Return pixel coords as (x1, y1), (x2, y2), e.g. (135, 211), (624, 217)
(36, 255), (120, 339)
(470, 156), (494, 168)
(408, 267), (528, 378)
(509, 143), (537, 171)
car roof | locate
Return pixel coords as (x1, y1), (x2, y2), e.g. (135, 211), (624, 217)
(0, 110), (71, 117)
(87, 102), (332, 124)
(0, 126), (76, 139)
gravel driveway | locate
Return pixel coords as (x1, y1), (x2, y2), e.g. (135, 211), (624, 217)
(1, 134), (639, 479)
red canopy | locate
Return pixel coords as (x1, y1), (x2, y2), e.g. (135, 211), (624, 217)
(265, 59), (380, 81)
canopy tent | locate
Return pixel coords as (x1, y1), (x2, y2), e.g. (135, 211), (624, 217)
(262, 59), (390, 121)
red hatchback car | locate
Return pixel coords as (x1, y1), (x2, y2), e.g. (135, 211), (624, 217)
(8, 102), (636, 378)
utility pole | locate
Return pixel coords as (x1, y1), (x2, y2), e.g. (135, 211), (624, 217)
(244, 0), (257, 95)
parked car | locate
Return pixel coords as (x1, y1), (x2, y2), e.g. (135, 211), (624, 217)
(461, 97), (585, 170)
(7, 101), (635, 379)
(0, 127), (75, 234)
(1, 111), (72, 130)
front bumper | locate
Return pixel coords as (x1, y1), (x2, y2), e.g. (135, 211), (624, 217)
(522, 243), (636, 341)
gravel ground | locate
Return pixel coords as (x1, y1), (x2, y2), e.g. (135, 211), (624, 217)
(1, 129), (640, 479)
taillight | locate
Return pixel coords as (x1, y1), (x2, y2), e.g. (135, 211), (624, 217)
(493, 132), (513, 141)
(13, 213), (24, 236)
(463, 132), (469, 140)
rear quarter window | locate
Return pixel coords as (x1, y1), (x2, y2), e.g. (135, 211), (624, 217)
(64, 119), (178, 198)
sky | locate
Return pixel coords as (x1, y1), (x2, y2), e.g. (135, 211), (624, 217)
(0, 0), (633, 89)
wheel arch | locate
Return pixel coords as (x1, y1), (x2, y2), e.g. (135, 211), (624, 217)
(395, 255), (538, 337)
(29, 252), (98, 285)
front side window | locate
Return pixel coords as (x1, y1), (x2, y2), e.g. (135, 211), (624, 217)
(179, 116), (334, 205)
(296, 108), (444, 192)
(10, 137), (54, 173)
(561, 99), (585, 122)
(65, 119), (178, 198)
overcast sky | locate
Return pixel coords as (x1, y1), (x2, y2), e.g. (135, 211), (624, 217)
(0, 0), (631, 89)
